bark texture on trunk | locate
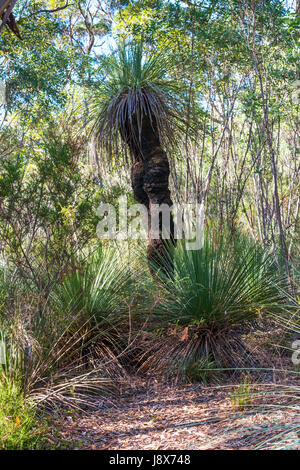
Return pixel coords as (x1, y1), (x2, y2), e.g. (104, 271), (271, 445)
(121, 116), (175, 275)
(0, 0), (21, 38)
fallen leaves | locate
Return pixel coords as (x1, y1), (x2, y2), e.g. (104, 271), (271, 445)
(51, 377), (299, 450)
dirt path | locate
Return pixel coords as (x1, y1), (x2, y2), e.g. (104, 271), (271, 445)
(53, 378), (298, 450)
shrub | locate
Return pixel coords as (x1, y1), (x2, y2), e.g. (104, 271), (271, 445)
(51, 245), (135, 343)
(0, 246), (131, 411)
(139, 234), (286, 379)
(0, 343), (45, 450)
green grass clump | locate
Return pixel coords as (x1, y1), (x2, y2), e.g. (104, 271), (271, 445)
(52, 246), (134, 326)
(155, 235), (284, 328)
(0, 380), (45, 450)
(139, 233), (287, 379)
(230, 377), (253, 410)
(184, 356), (221, 384)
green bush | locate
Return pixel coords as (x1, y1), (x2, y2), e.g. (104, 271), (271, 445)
(0, 380), (45, 450)
(52, 245), (134, 328)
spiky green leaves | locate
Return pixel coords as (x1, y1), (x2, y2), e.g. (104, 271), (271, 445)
(90, 41), (184, 150)
(52, 246), (133, 326)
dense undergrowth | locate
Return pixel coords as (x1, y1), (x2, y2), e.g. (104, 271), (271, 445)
(0, 232), (299, 449)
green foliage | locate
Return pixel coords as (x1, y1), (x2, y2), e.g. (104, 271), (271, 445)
(0, 123), (100, 285)
(139, 233), (287, 377)
(52, 245), (133, 329)
(0, 247), (128, 412)
(230, 376), (253, 411)
(0, 327), (24, 386)
(90, 40), (185, 150)
(154, 234), (285, 329)
(0, 0), (299, 448)
(183, 356), (221, 384)
(271, 267), (300, 333)
(0, 283), (119, 410)
(0, 1), (93, 113)
(0, 381), (45, 450)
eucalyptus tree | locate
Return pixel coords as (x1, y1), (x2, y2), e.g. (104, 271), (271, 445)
(92, 41), (185, 273)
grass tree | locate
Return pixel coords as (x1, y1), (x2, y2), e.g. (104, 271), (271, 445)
(91, 41), (184, 274)
(138, 233), (287, 379)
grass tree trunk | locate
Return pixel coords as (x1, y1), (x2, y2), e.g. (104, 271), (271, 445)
(121, 116), (175, 276)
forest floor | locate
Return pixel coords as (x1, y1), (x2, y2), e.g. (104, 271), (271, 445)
(50, 371), (299, 450)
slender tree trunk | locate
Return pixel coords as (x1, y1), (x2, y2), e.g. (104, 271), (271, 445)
(0, 0), (21, 38)
(121, 116), (175, 276)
